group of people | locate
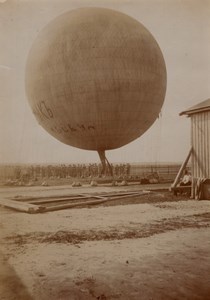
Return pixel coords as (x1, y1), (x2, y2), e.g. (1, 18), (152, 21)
(14, 163), (131, 181)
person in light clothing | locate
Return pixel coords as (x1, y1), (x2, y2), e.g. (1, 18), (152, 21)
(180, 170), (192, 186)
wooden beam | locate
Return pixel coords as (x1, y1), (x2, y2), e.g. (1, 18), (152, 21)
(43, 191), (150, 212)
(43, 199), (108, 212)
(0, 199), (44, 213)
(29, 195), (92, 205)
(171, 147), (192, 189)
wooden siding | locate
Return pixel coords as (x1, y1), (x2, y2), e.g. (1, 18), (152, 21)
(191, 111), (210, 178)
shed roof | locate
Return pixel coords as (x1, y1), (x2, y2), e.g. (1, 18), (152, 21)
(180, 98), (210, 116)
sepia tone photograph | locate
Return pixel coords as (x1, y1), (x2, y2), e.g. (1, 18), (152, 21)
(0, 0), (210, 299)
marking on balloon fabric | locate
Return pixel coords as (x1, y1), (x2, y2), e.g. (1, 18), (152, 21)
(61, 126), (69, 133)
(77, 124), (86, 131)
(36, 101), (54, 120)
(33, 109), (44, 122)
(67, 124), (77, 132)
(49, 123), (96, 134)
(88, 125), (95, 130)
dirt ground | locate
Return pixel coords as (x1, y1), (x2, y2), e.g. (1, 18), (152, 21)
(0, 184), (210, 300)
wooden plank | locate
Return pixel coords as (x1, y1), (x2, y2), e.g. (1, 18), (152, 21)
(208, 112), (210, 177)
(18, 192), (143, 205)
(206, 112), (210, 177)
(105, 191), (150, 201)
(191, 115), (195, 198)
(93, 195), (109, 200)
(194, 114), (199, 177)
(43, 199), (108, 211)
(98, 191), (144, 197)
(29, 195), (92, 205)
(171, 147), (192, 189)
(0, 199), (44, 213)
(2, 191), (150, 213)
(72, 193), (108, 200)
(43, 191), (150, 212)
(12, 194), (88, 202)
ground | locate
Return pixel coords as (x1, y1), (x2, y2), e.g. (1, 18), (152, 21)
(0, 184), (210, 300)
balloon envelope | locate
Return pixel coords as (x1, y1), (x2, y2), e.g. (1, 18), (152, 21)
(25, 7), (167, 151)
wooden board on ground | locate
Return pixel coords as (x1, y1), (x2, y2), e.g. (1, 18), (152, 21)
(0, 198), (44, 213)
(0, 190), (150, 214)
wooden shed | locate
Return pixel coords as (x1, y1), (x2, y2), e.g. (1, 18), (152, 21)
(180, 98), (210, 198)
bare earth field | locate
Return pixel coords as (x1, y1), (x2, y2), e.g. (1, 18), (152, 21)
(0, 184), (210, 300)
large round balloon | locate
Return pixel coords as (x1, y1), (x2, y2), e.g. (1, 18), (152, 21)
(25, 7), (166, 151)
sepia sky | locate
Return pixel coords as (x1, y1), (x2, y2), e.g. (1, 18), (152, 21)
(0, 0), (210, 164)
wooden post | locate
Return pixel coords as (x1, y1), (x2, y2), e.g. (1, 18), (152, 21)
(171, 147), (192, 189)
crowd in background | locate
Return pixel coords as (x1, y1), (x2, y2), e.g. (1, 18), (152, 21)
(13, 163), (131, 181)
(0, 163), (184, 186)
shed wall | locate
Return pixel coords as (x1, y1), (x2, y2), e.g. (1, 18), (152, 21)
(191, 111), (210, 178)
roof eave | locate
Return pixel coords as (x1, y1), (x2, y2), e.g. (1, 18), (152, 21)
(180, 106), (210, 116)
